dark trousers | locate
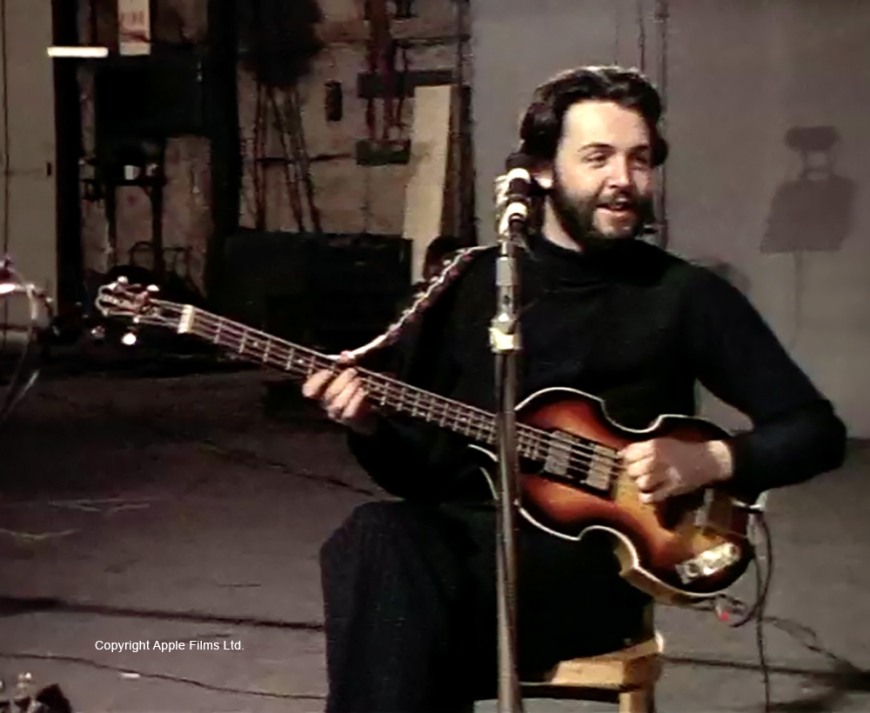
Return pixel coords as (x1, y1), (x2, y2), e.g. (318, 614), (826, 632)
(320, 501), (651, 713)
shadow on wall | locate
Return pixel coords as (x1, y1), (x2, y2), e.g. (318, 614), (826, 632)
(761, 127), (857, 349)
(762, 126), (856, 254)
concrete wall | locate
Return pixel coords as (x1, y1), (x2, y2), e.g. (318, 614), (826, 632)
(471, 0), (870, 436)
(0, 0), (57, 308)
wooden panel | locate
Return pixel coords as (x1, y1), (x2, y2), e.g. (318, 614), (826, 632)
(401, 84), (453, 282)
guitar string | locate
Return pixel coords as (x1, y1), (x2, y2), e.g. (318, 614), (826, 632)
(147, 304), (626, 484)
(170, 307), (627, 484)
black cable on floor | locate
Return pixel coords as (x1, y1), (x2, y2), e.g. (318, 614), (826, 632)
(714, 510), (774, 712)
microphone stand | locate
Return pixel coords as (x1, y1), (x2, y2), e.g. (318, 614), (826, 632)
(490, 214), (526, 713)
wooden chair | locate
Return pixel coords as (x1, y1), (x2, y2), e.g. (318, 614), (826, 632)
(521, 606), (664, 713)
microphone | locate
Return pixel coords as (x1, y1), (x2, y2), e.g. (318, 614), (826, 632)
(496, 152), (534, 240)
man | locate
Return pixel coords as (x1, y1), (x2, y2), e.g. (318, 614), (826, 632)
(303, 66), (846, 712)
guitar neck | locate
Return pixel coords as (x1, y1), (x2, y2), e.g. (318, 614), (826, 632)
(176, 305), (514, 451)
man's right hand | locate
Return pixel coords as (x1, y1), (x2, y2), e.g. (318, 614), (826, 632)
(302, 362), (377, 436)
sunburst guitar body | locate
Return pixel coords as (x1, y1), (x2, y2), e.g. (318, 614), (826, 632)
(471, 387), (755, 605)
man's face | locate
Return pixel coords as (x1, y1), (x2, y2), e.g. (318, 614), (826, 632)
(536, 100), (655, 245)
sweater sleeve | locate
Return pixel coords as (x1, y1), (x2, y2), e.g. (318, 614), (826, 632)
(684, 268), (847, 501)
(345, 275), (491, 503)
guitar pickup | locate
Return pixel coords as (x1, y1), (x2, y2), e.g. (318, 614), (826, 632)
(544, 432), (575, 478)
(585, 444), (614, 491)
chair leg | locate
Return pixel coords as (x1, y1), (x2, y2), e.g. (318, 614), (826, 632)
(619, 688), (655, 713)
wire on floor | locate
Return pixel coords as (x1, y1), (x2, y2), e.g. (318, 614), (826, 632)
(713, 509), (774, 712)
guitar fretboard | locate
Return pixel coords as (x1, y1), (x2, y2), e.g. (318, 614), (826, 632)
(134, 301), (618, 488)
(184, 307), (514, 450)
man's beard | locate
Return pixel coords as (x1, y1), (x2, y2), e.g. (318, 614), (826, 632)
(548, 172), (654, 252)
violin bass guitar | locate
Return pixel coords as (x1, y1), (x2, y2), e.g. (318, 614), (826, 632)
(96, 279), (758, 605)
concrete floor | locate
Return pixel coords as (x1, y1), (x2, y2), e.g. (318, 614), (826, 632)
(0, 362), (868, 712)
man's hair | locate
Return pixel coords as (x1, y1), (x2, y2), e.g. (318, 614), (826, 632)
(518, 65), (669, 167)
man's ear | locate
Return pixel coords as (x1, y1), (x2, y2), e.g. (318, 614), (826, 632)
(532, 165), (553, 190)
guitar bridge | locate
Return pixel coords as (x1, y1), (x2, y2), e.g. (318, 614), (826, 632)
(676, 542), (741, 584)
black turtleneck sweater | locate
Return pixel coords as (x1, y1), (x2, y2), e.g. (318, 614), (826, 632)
(349, 234), (846, 504)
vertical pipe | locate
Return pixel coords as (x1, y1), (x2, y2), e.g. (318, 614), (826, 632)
(655, 0), (669, 249)
(205, 0), (241, 304)
(52, 0), (85, 313)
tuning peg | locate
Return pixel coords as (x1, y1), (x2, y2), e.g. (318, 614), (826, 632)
(117, 276), (129, 285)
(147, 284), (160, 294)
(122, 330), (138, 346)
(90, 325), (106, 342)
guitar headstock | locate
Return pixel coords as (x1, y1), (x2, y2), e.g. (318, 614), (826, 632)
(94, 277), (184, 336)
(95, 277), (162, 320)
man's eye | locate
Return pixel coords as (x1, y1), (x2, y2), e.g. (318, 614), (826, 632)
(632, 154), (652, 168)
(585, 154), (607, 165)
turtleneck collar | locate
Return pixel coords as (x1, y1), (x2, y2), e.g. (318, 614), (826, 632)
(523, 231), (658, 288)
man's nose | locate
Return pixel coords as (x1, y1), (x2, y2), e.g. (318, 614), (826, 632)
(607, 155), (633, 187)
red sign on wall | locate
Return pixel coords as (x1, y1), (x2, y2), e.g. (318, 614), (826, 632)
(118, 0), (151, 55)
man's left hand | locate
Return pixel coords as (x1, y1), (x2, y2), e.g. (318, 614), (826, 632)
(620, 439), (734, 504)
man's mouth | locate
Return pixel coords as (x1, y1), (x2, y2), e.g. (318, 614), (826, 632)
(597, 200), (635, 217)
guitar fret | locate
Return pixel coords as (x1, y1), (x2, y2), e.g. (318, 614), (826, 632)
(238, 330), (247, 354)
(262, 339), (271, 364)
(448, 410), (462, 434)
(214, 320), (222, 344)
